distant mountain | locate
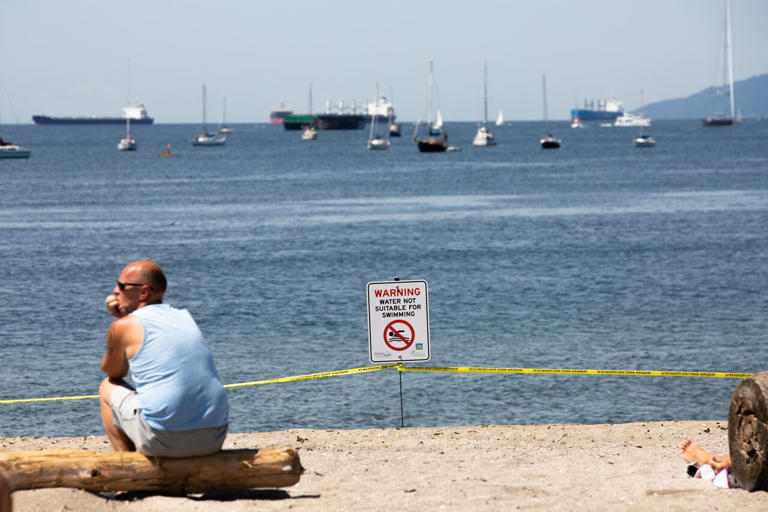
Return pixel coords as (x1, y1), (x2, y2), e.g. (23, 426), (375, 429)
(639, 73), (768, 120)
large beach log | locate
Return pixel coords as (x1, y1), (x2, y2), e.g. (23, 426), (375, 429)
(0, 446), (302, 493)
(728, 372), (768, 491)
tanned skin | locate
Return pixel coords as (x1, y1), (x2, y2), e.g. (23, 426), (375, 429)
(680, 436), (731, 473)
(99, 260), (165, 452)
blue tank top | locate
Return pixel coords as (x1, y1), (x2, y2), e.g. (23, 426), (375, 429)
(129, 304), (229, 431)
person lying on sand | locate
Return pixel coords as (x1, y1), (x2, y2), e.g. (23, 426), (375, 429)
(680, 436), (731, 473)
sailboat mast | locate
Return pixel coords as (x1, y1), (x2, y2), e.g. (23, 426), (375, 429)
(308, 84), (313, 115)
(427, 59), (434, 126)
(542, 74), (549, 134)
(483, 61), (488, 126)
(370, 83), (378, 140)
(725, 0), (735, 119)
(202, 85), (207, 131)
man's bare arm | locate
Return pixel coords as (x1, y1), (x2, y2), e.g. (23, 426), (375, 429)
(101, 317), (142, 378)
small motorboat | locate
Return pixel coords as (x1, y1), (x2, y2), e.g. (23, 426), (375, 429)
(302, 126), (318, 140)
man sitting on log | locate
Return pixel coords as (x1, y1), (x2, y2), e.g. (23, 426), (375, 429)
(100, 260), (229, 457)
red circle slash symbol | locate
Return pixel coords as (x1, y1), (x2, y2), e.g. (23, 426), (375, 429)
(383, 320), (415, 351)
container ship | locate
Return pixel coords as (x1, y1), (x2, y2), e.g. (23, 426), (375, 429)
(269, 102), (293, 124)
(570, 98), (624, 123)
(282, 97), (395, 131)
(32, 104), (154, 125)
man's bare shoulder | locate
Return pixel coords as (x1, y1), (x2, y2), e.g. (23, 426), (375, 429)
(107, 315), (144, 355)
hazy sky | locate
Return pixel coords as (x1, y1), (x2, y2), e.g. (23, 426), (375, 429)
(1, 0), (767, 123)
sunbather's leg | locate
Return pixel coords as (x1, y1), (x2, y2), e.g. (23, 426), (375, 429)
(680, 436), (731, 473)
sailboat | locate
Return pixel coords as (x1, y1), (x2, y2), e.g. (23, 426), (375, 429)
(634, 90), (655, 147)
(472, 61), (496, 147)
(388, 86), (401, 137)
(634, 131), (656, 148)
(191, 85), (226, 146)
(301, 84), (317, 140)
(219, 97), (234, 134)
(414, 59), (448, 152)
(0, 120), (30, 159)
(495, 109), (504, 126)
(539, 74), (561, 149)
(117, 117), (137, 151)
(368, 85), (390, 150)
(703, 0), (736, 126)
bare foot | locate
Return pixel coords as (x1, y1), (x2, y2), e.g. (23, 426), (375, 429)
(680, 436), (714, 466)
(680, 436), (731, 473)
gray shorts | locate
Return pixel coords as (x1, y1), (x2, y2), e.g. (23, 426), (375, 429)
(110, 385), (227, 457)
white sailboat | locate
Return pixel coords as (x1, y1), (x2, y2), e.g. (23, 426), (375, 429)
(633, 89), (655, 147)
(219, 97), (234, 134)
(191, 85), (226, 146)
(117, 117), (137, 151)
(301, 84), (317, 140)
(388, 86), (401, 137)
(367, 84), (390, 150)
(414, 59), (448, 152)
(0, 122), (30, 159)
(302, 125), (318, 140)
(0, 138), (31, 158)
(703, 0), (736, 126)
(472, 61), (496, 147)
(634, 132), (656, 147)
(495, 109), (504, 126)
(539, 74), (561, 149)
(0, 92), (31, 158)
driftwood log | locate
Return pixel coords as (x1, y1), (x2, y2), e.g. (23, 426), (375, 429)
(0, 446), (302, 493)
(728, 372), (768, 492)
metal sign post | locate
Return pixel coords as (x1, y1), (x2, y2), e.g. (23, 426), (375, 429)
(367, 279), (430, 427)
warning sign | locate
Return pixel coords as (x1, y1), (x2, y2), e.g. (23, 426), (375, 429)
(367, 280), (430, 363)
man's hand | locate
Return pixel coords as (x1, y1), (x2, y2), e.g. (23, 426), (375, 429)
(105, 294), (122, 318)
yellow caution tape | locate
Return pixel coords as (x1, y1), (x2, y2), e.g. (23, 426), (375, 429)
(0, 364), (400, 404)
(0, 364), (752, 405)
(397, 366), (753, 379)
(0, 394), (100, 405)
(223, 363), (401, 389)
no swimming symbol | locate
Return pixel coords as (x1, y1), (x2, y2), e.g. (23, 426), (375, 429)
(383, 320), (415, 351)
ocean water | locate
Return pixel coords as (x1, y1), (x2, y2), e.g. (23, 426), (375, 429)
(0, 120), (767, 438)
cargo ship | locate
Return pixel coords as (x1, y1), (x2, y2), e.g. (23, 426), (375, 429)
(569, 98), (624, 123)
(269, 102), (293, 124)
(32, 103), (154, 125)
(282, 113), (367, 130)
(282, 97), (394, 131)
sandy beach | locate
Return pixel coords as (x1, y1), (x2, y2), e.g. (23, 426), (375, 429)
(3, 419), (768, 511)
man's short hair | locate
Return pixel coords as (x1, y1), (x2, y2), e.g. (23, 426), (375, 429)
(145, 267), (167, 294)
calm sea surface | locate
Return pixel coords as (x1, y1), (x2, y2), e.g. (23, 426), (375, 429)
(0, 120), (767, 437)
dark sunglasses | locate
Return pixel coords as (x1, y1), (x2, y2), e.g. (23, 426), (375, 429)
(117, 280), (153, 291)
